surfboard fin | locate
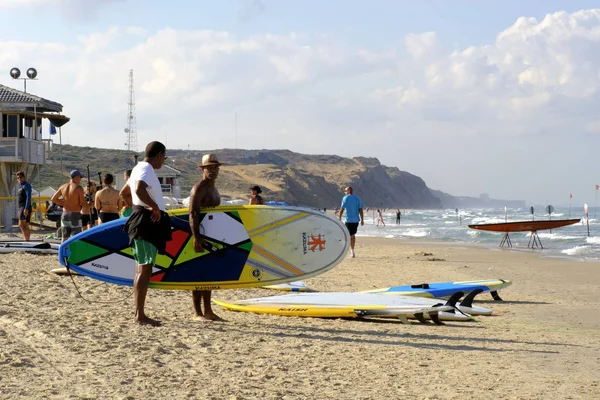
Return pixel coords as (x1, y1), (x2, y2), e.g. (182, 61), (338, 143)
(491, 290), (503, 301)
(460, 289), (484, 308)
(427, 311), (444, 325)
(413, 312), (428, 324)
(443, 291), (464, 308)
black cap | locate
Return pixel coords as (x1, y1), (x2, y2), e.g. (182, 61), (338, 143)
(250, 185), (262, 194)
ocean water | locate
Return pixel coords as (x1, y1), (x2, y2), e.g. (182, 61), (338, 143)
(354, 207), (600, 261)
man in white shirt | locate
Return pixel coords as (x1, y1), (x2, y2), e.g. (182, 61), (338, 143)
(124, 141), (169, 326)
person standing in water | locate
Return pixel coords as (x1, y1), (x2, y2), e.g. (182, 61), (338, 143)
(189, 153), (223, 320)
(377, 209), (386, 227)
(395, 209), (401, 225)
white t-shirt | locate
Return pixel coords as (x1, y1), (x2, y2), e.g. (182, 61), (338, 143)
(129, 161), (165, 211)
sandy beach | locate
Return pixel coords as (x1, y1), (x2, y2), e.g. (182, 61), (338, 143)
(1, 232), (599, 399)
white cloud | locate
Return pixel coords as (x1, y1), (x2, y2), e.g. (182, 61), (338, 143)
(404, 32), (439, 61)
(3, 9), (600, 203)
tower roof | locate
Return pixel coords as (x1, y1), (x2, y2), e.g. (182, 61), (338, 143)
(0, 83), (63, 113)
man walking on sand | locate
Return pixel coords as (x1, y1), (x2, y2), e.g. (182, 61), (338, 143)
(15, 171), (32, 241)
(338, 186), (364, 258)
(189, 153), (223, 320)
(51, 170), (86, 243)
(124, 141), (171, 326)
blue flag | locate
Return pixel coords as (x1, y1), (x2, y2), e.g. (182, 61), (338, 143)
(49, 123), (57, 135)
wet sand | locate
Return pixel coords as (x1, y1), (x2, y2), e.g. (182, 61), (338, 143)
(1, 233), (599, 399)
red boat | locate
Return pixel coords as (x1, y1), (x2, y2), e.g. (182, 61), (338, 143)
(468, 219), (581, 233)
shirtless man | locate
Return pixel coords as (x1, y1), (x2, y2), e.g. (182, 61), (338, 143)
(189, 153), (223, 321)
(95, 173), (122, 223)
(119, 169), (133, 217)
(51, 170), (86, 242)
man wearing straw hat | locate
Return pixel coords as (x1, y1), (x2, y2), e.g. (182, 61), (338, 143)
(189, 153), (223, 320)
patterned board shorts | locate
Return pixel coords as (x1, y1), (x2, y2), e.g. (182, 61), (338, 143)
(61, 211), (82, 240)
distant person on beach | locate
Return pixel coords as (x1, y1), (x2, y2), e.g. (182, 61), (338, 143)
(249, 185), (265, 205)
(119, 169), (133, 217)
(81, 181), (98, 231)
(377, 209), (386, 227)
(95, 173), (122, 224)
(15, 171), (32, 241)
(395, 209), (401, 225)
(124, 141), (171, 326)
(51, 170), (86, 243)
(338, 186), (364, 258)
(189, 153), (223, 320)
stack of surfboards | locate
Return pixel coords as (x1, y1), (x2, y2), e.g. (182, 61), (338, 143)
(215, 279), (513, 323)
(214, 292), (471, 324)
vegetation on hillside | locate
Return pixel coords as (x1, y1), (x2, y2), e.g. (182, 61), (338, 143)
(38, 144), (444, 208)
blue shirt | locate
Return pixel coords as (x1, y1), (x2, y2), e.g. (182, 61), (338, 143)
(341, 194), (363, 223)
(18, 181), (32, 209)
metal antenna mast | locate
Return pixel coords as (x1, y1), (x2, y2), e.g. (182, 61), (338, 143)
(124, 69), (138, 152)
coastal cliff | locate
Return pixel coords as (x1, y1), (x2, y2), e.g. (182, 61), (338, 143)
(39, 145), (521, 209)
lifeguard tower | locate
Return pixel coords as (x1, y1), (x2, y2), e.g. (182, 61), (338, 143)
(0, 83), (69, 231)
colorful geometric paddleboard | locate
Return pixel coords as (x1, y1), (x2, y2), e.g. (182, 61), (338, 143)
(58, 206), (349, 290)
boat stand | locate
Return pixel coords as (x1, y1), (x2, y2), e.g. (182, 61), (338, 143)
(527, 230), (543, 249)
(499, 232), (512, 248)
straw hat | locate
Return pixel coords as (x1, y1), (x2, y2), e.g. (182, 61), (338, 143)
(198, 153), (223, 167)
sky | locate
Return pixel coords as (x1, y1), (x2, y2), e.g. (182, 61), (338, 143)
(1, 0), (600, 206)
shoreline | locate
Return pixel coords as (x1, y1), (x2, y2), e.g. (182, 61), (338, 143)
(357, 234), (600, 264)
